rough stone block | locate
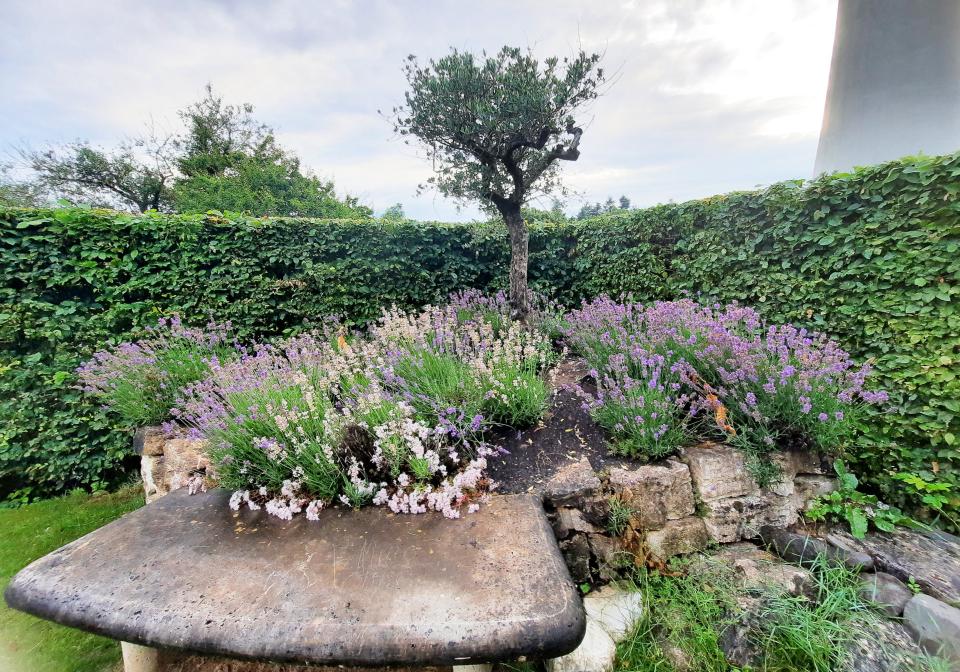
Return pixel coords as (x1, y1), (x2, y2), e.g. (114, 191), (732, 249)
(544, 458), (601, 508)
(903, 593), (960, 663)
(552, 507), (598, 539)
(679, 442), (758, 502)
(700, 492), (799, 544)
(560, 534), (593, 584)
(859, 572), (913, 618)
(546, 618), (616, 672)
(794, 474), (838, 509)
(134, 425), (167, 456)
(608, 460), (695, 530)
(700, 542), (814, 597)
(644, 516), (709, 563)
(588, 535), (627, 582)
(582, 585), (644, 643)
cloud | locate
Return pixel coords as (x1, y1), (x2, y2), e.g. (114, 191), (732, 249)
(0, 0), (837, 220)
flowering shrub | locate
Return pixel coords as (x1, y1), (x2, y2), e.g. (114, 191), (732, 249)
(77, 316), (239, 427)
(563, 297), (888, 478)
(172, 295), (553, 519)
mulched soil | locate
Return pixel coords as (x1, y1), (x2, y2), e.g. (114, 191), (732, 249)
(486, 358), (646, 494)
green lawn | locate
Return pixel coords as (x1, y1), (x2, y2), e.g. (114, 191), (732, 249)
(0, 487), (144, 672)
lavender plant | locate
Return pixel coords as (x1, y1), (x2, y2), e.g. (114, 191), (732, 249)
(172, 296), (554, 520)
(564, 298), (888, 476)
(76, 316), (239, 426)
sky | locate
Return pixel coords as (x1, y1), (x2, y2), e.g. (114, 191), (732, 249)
(0, 0), (839, 221)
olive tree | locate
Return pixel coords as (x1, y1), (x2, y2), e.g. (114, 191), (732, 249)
(390, 46), (605, 317)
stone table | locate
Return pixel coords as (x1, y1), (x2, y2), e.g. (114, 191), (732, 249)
(5, 489), (585, 671)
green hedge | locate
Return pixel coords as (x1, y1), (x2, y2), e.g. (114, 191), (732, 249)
(2, 152), (958, 509)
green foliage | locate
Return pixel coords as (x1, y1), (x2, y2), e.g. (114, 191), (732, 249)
(617, 553), (948, 672)
(806, 460), (912, 538)
(172, 86), (370, 218)
(606, 495), (636, 536)
(0, 486), (143, 672)
(391, 46), (605, 208)
(1, 151), (958, 513)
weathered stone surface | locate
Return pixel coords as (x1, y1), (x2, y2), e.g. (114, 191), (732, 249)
(161, 650), (453, 672)
(543, 457), (601, 508)
(552, 507), (598, 539)
(588, 535), (627, 582)
(679, 442), (759, 502)
(760, 526), (874, 570)
(700, 492), (799, 544)
(644, 517), (709, 563)
(608, 460), (695, 530)
(582, 584), (644, 643)
(859, 572), (914, 617)
(4, 490), (585, 666)
(775, 449), (829, 477)
(903, 593), (960, 663)
(560, 534), (593, 585)
(841, 617), (927, 672)
(702, 543), (814, 597)
(546, 618), (616, 672)
(826, 528), (960, 604)
(137, 429), (213, 504)
(794, 474), (838, 509)
(134, 426), (167, 456)
(718, 595), (764, 669)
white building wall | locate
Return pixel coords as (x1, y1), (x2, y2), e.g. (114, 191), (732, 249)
(815, 0), (960, 175)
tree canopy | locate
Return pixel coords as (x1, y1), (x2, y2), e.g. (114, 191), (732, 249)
(20, 85), (370, 218)
(390, 46), (605, 315)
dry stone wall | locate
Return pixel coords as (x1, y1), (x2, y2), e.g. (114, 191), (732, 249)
(543, 442), (836, 583)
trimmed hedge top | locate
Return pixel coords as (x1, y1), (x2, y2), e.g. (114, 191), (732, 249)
(1, 152), (958, 515)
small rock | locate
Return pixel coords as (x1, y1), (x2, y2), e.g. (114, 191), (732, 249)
(551, 508), (598, 539)
(133, 425), (166, 456)
(760, 526), (874, 570)
(859, 572), (913, 617)
(794, 474), (838, 509)
(546, 617), (616, 672)
(700, 492), (800, 544)
(588, 535), (628, 582)
(560, 534), (593, 584)
(679, 442), (759, 502)
(544, 458), (601, 508)
(700, 543), (814, 598)
(903, 593), (960, 663)
(608, 460), (695, 530)
(644, 517), (709, 563)
(583, 584), (644, 643)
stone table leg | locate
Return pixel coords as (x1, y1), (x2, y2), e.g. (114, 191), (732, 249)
(121, 642), (159, 672)
(453, 665), (492, 672)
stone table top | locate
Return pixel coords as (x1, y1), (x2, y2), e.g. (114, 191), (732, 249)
(4, 489), (585, 666)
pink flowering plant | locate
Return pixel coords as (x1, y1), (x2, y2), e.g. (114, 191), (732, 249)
(563, 297), (889, 481)
(77, 316), (239, 427)
(170, 294), (554, 519)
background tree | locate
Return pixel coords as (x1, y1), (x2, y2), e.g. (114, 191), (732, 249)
(576, 194), (631, 219)
(17, 85), (369, 218)
(21, 128), (176, 212)
(172, 86), (371, 218)
(0, 163), (47, 207)
(390, 46), (605, 317)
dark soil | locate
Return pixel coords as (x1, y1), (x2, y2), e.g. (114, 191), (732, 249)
(486, 359), (646, 494)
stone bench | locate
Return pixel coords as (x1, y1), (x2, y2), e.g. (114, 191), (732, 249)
(5, 489), (586, 671)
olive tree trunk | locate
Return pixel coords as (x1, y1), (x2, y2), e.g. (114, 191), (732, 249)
(501, 206), (530, 319)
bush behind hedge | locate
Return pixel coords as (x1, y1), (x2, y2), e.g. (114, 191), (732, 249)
(1, 152), (958, 511)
